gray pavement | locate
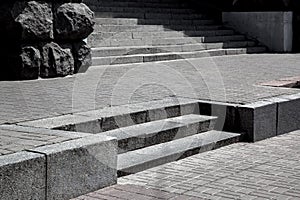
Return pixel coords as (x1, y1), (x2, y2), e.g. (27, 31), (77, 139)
(0, 54), (300, 125)
(74, 130), (300, 200)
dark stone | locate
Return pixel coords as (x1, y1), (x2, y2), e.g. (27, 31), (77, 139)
(18, 46), (41, 79)
(11, 1), (53, 41)
(40, 42), (74, 78)
(73, 41), (92, 73)
(54, 3), (94, 40)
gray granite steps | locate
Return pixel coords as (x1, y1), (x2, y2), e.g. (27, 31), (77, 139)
(93, 25), (226, 32)
(91, 29), (235, 39)
(100, 114), (217, 154)
(91, 47), (266, 66)
(117, 130), (241, 176)
(91, 41), (257, 57)
(94, 12), (209, 20)
(91, 7), (196, 14)
(88, 35), (247, 47)
(94, 18), (216, 26)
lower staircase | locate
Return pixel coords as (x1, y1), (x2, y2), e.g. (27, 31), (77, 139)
(84, 0), (267, 66)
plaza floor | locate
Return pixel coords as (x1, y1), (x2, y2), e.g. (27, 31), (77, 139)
(0, 54), (300, 125)
(74, 130), (300, 200)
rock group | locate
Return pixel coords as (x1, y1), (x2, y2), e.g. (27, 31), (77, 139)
(0, 0), (95, 80)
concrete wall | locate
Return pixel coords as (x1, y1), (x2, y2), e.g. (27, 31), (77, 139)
(222, 12), (293, 52)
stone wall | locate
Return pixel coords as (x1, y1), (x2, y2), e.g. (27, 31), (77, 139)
(0, 0), (95, 80)
(223, 12), (293, 52)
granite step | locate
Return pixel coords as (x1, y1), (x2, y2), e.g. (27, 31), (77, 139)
(86, 2), (189, 9)
(94, 12), (209, 20)
(101, 114), (217, 154)
(118, 130), (241, 176)
(88, 35), (246, 47)
(90, 7), (196, 14)
(93, 25), (226, 32)
(91, 41), (257, 57)
(94, 18), (216, 26)
(91, 30), (235, 39)
(91, 47), (267, 66)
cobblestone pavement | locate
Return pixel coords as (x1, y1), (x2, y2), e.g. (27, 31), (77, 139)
(74, 130), (300, 200)
(0, 54), (300, 125)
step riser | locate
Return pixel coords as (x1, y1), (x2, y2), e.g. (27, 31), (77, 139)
(117, 119), (216, 154)
(94, 18), (215, 26)
(118, 134), (240, 177)
(87, 2), (189, 9)
(94, 25), (225, 32)
(92, 42), (256, 57)
(91, 7), (196, 14)
(90, 30), (235, 40)
(91, 47), (266, 66)
(55, 103), (200, 133)
(88, 35), (245, 47)
(94, 12), (208, 20)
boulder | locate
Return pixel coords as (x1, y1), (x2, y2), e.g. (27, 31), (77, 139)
(54, 3), (94, 40)
(73, 41), (92, 73)
(19, 46), (41, 79)
(40, 42), (74, 78)
(11, 1), (53, 41)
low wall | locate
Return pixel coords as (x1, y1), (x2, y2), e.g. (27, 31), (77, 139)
(222, 12), (293, 52)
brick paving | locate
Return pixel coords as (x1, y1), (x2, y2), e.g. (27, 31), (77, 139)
(74, 130), (300, 199)
(0, 127), (89, 156)
(0, 54), (300, 125)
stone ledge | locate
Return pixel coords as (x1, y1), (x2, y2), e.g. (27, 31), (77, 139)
(0, 151), (46, 200)
(0, 130), (117, 200)
(237, 93), (300, 142)
(30, 134), (117, 200)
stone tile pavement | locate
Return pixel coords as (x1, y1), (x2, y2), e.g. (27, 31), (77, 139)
(0, 54), (300, 125)
(74, 130), (300, 199)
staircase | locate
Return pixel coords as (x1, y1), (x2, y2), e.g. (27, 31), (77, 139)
(48, 98), (242, 177)
(84, 0), (267, 66)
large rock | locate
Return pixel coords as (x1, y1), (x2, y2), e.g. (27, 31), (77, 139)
(18, 46), (41, 79)
(11, 1), (53, 41)
(54, 3), (94, 40)
(73, 41), (92, 73)
(40, 42), (74, 78)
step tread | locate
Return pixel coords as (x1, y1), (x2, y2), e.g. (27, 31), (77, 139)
(117, 130), (241, 172)
(91, 41), (255, 51)
(92, 47), (264, 59)
(102, 114), (217, 141)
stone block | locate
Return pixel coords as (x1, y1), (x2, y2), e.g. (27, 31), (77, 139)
(0, 151), (46, 200)
(277, 94), (300, 135)
(237, 101), (277, 142)
(73, 41), (92, 73)
(31, 134), (117, 200)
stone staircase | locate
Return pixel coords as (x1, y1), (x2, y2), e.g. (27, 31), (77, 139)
(84, 0), (267, 66)
(20, 98), (242, 177)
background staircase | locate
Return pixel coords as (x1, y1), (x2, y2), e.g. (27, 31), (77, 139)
(84, 0), (267, 66)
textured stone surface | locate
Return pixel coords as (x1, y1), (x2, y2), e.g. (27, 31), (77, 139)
(40, 42), (74, 78)
(11, 1), (53, 40)
(278, 94), (300, 135)
(31, 134), (117, 200)
(238, 101), (277, 142)
(18, 46), (41, 79)
(0, 151), (46, 200)
(54, 3), (94, 40)
(73, 41), (92, 73)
